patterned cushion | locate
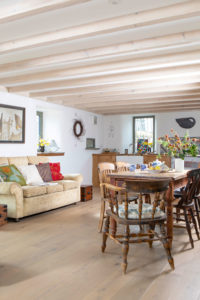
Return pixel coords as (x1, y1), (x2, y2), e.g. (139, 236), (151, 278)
(0, 170), (7, 182)
(116, 203), (166, 219)
(0, 165), (26, 186)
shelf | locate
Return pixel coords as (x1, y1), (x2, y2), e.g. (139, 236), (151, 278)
(85, 148), (100, 150)
(37, 152), (65, 156)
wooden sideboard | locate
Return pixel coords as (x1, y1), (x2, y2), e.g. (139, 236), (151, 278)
(92, 153), (171, 187)
(92, 153), (117, 187)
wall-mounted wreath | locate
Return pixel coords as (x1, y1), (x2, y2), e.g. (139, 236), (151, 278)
(73, 119), (85, 139)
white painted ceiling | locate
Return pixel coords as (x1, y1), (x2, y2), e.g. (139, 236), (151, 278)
(0, 0), (200, 114)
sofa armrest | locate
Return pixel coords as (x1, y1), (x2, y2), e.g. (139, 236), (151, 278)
(0, 182), (24, 219)
(63, 174), (83, 185)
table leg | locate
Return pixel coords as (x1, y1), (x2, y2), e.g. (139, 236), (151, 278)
(166, 181), (174, 248)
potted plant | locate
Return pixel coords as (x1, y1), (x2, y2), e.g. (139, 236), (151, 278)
(158, 129), (199, 172)
(38, 138), (50, 153)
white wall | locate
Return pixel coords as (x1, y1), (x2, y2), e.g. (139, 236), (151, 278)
(0, 92), (37, 156)
(103, 110), (200, 153)
(0, 92), (103, 184)
(39, 101), (103, 184)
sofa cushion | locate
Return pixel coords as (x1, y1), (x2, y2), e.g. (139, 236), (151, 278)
(22, 185), (47, 198)
(28, 156), (49, 165)
(8, 156), (29, 166)
(49, 162), (64, 181)
(0, 165), (26, 186)
(61, 180), (78, 191)
(36, 163), (52, 182)
(18, 165), (44, 185)
(47, 183), (63, 194)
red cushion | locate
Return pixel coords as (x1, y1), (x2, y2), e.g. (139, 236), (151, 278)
(49, 162), (64, 181)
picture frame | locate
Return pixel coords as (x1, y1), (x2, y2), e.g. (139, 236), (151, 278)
(86, 138), (95, 149)
(0, 104), (25, 143)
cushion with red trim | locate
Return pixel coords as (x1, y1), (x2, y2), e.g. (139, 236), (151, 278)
(49, 162), (64, 181)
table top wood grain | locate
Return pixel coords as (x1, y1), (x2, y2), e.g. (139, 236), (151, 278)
(108, 170), (189, 181)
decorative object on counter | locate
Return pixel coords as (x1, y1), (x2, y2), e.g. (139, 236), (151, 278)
(124, 149), (128, 154)
(148, 159), (169, 173)
(102, 148), (118, 153)
(129, 164), (136, 172)
(158, 129), (199, 172)
(137, 139), (153, 154)
(45, 139), (60, 152)
(176, 117), (196, 129)
(38, 138), (50, 152)
(0, 104), (25, 143)
(73, 119), (85, 139)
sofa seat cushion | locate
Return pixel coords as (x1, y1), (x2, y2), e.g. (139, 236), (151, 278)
(54, 180), (78, 191)
(22, 185), (47, 198)
(47, 183), (63, 194)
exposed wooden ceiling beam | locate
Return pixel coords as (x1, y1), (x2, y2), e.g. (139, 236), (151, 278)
(101, 106), (200, 115)
(0, 0), (90, 24)
(2, 50), (200, 85)
(1, 30), (200, 75)
(55, 96), (200, 107)
(0, 1), (199, 54)
(76, 99), (200, 109)
(47, 91), (200, 105)
(8, 72), (200, 93)
(32, 84), (200, 98)
(89, 104), (200, 114)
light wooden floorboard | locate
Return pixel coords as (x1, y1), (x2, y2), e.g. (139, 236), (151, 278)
(0, 188), (200, 300)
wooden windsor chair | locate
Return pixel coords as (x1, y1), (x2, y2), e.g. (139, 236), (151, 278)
(173, 168), (200, 248)
(101, 179), (174, 274)
(98, 162), (116, 233)
(116, 161), (130, 172)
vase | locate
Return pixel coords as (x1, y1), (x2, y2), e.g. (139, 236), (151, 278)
(175, 158), (184, 172)
(40, 146), (45, 153)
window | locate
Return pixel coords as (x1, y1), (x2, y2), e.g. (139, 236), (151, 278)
(36, 111), (43, 140)
(133, 116), (155, 153)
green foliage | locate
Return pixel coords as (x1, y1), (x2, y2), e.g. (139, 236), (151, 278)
(158, 129), (199, 160)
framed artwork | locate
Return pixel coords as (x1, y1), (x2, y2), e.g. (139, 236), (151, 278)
(86, 138), (95, 149)
(0, 104), (25, 143)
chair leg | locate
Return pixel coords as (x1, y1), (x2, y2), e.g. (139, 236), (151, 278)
(101, 216), (110, 253)
(148, 223), (155, 248)
(121, 225), (130, 274)
(184, 208), (194, 248)
(194, 198), (200, 230)
(176, 207), (180, 223)
(98, 199), (105, 233)
(160, 223), (175, 270)
(189, 208), (200, 240)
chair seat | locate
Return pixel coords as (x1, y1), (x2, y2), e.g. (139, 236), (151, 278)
(114, 203), (166, 220)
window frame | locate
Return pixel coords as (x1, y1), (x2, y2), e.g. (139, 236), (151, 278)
(37, 111), (43, 139)
(132, 115), (155, 153)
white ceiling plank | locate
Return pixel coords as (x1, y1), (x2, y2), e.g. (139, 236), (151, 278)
(2, 50), (200, 85)
(0, 1), (200, 54)
(0, 0), (90, 24)
(1, 30), (200, 75)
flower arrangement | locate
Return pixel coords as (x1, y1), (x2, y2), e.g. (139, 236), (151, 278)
(158, 129), (199, 160)
(38, 138), (50, 152)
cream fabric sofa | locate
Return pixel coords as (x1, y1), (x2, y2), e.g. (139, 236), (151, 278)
(0, 156), (83, 221)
